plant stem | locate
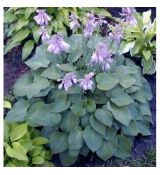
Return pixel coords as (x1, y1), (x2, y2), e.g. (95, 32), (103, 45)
(114, 29), (126, 59)
(81, 9), (86, 70)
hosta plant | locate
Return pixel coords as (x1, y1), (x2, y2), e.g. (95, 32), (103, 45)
(4, 121), (54, 167)
(4, 7), (111, 60)
(119, 9), (156, 75)
(5, 8), (153, 166)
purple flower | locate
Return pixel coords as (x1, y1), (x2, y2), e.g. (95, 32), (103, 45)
(84, 21), (96, 39)
(86, 13), (96, 21)
(90, 43), (113, 71)
(101, 57), (113, 71)
(58, 73), (78, 91)
(79, 72), (95, 91)
(40, 26), (50, 41)
(109, 24), (123, 44)
(84, 13), (97, 39)
(47, 34), (70, 54)
(120, 7), (137, 26)
(34, 9), (51, 26)
(69, 13), (80, 31)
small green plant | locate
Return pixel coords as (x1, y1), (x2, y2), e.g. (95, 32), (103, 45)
(4, 101), (12, 109)
(119, 10), (156, 74)
(4, 121), (54, 167)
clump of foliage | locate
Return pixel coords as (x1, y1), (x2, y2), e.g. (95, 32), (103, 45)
(4, 7), (111, 60)
(4, 121), (54, 167)
(4, 7), (154, 166)
(119, 10), (156, 74)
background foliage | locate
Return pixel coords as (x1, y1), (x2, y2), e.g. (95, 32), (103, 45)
(4, 7), (111, 60)
(119, 10), (156, 74)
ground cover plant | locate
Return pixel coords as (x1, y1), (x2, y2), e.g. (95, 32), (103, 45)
(4, 7), (156, 167)
(4, 121), (54, 167)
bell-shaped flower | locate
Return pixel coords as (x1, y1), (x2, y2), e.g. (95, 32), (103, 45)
(84, 13), (97, 39)
(47, 34), (70, 54)
(39, 26), (50, 41)
(79, 72), (94, 91)
(109, 24), (123, 44)
(34, 9), (51, 26)
(69, 13), (80, 31)
(120, 7), (137, 26)
(90, 42), (113, 71)
(58, 73), (78, 91)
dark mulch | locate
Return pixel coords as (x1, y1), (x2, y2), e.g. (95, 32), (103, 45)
(107, 7), (156, 20)
(4, 46), (29, 96)
(4, 7), (156, 167)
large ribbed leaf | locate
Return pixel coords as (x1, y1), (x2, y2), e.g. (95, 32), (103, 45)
(96, 73), (119, 91)
(22, 40), (34, 60)
(138, 102), (151, 116)
(50, 132), (68, 154)
(87, 34), (103, 49)
(122, 120), (151, 136)
(70, 103), (86, 117)
(60, 111), (79, 132)
(25, 45), (51, 70)
(10, 123), (28, 142)
(104, 127), (117, 141)
(83, 126), (103, 152)
(114, 65), (137, 75)
(13, 73), (50, 99)
(89, 115), (106, 136)
(66, 34), (82, 53)
(67, 47), (83, 63)
(26, 101), (62, 127)
(59, 150), (78, 166)
(69, 149), (80, 157)
(57, 63), (76, 72)
(110, 90), (134, 106)
(128, 103), (143, 120)
(142, 77), (153, 101)
(6, 142), (28, 161)
(84, 99), (96, 113)
(115, 135), (132, 159)
(68, 127), (84, 150)
(41, 66), (62, 80)
(5, 99), (29, 122)
(107, 102), (131, 126)
(131, 90), (147, 103)
(96, 139), (118, 161)
(95, 108), (113, 127)
(118, 75), (136, 89)
(50, 98), (71, 113)
(11, 29), (30, 43)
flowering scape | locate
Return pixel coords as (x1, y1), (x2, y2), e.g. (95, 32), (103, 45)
(33, 8), (137, 92)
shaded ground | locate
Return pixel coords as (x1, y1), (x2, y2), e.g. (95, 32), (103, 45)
(4, 46), (29, 96)
(4, 7), (156, 167)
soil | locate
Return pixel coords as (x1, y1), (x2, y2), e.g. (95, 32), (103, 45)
(4, 7), (156, 167)
(4, 46), (29, 96)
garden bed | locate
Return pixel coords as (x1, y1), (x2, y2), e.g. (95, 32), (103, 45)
(4, 7), (156, 167)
